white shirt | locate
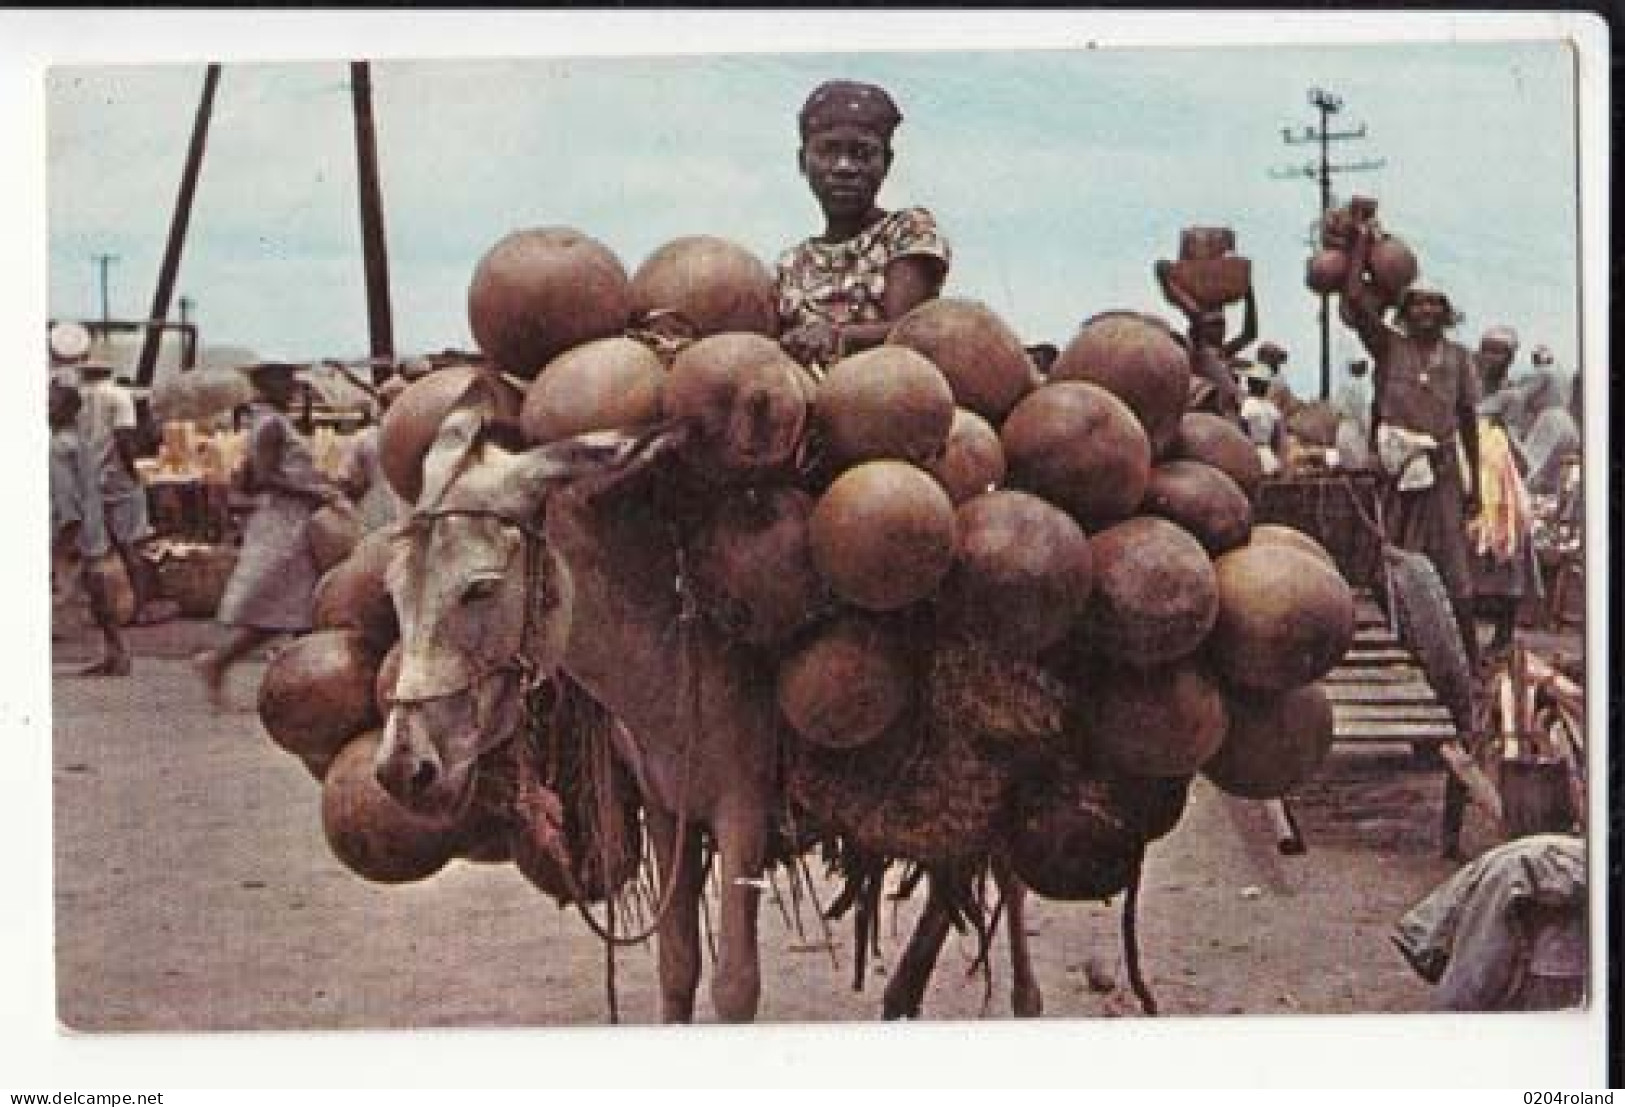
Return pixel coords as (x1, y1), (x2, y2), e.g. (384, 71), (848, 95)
(76, 377), (141, 500)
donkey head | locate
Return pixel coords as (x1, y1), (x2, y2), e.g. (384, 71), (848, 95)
(374, 400), (686, 819)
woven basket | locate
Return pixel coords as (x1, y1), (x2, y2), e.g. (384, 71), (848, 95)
(155, 545), (238, 618)
(925, 634), (1071, 753)
(786, 722), (1012, 868)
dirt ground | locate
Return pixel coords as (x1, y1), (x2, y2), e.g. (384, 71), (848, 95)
(49, 612), (1566, 1034)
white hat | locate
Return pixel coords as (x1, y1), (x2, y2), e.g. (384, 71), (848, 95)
(1481, 325), (1519, 349)
(49, 322), (91, 363)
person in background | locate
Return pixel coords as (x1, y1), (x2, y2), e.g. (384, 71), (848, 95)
(193, 362), (341, 707)
(1238, 363), (1286, 476)
(1393, 833), (1585, 1012)
(775, 79), (951, 373)
(1255, 340), (1289, 382)
(1155, 262), (1256, 421)
(336, 374), (407, 532)
(1470, 330), (1543, 659)
(1342, 220), (1482, 666)
(1523, 366), (1582, 499)
(1331, 358), (1375, 470)
(49, 382), (86, 632)
(72, 357), (156, 675)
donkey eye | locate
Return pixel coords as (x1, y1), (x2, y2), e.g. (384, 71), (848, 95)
(460, 576), (502, 604)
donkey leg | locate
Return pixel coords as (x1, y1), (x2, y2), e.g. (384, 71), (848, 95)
(646, 807), (705, 1023)
(996, 862), (1043, 1018)
(709, 808), (766, 1023)
(882, 885), (952, 1020)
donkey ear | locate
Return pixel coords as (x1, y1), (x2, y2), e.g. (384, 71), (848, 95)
(416, 408), (487, 512)
(503, 420), (694, 510)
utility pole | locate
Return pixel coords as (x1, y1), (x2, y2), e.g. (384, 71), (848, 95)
(92, 253), (119, 322)
(138, 63), (221, 388)
(1271, 86), (1385, 401)
(350, 60), (395, 380)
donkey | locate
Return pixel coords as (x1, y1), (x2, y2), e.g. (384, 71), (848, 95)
(375, 404), (1053, 1021)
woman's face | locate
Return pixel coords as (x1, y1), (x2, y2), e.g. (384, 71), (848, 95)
(799, 124), (891, 217)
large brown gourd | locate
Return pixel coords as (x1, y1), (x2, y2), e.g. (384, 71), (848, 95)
(467, 227), (632, 379)
(379, 366), (522, 504)
(1206, 544), (1355, 693)
(938, 490), (1093, 656)
(687, 486), (824, 646)
(1171, 411), (1265, 498)
(1050, 312), (1190, 456)
(814, 346), (955, 468)
(809, 460), (958, 612)
(776, 613), (913, 750)
(1248, 523), (1337, 569)
(1078, 657), (1227, 778)
(1366, 236), (1419, 301)
(663, 333), (808, 479)
(885, 297), (1037, 423)
(1079, 516), (1218, 666)
(519, 336), (665, 444)
(628, 235), (777, 337)
(258, 627), (384, 779)
(1203, 682), (1335, 799)
(321, 732), (462, 883)
(1001, 381), (1152, 531)
(1139, 459), (1253, 556)
(312, 528), (400, 655)
(926, 408), (1006, 504)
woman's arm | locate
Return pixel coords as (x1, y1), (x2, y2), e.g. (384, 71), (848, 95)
(1341, 225), (1392, 362)
(1222, 283), (1258, 358)
(1154, 260), (1203, 321)
(780, 253), (944, 364)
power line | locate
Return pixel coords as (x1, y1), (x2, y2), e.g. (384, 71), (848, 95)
(1270, 86), (1385, 401)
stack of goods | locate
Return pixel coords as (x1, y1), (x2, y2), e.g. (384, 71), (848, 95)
(256, 226), (1356, 910)
(1306, 196), (1419, 315)
(1168, 226), (1253, 309)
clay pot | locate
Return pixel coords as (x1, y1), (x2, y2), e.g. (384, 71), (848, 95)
(939, 490), (1093, 656)
(1203, 683), (1335, 799)
(1078, 516), (1218, 666)
(777, 613), (913, 750)
(1080, 657), (1227, 778)
(926, 408), (1006, 505)
(308, 501), (363, 574)
(1049, 313), (1190, 456)
(814, 346), (956, 468)
(663, 332), (808, 479)
(519, 336), (665, 444)
(885, 297), (1037, 423)
(1306, 249), (1351, 295)
(1007, 772), (1190, 901)
(467, 227), (631, 379)
(809, 460), (958, 612)
(1248, 523), (1336, 570)
(1206, 544), (1355, 693)
(1139, 459), (1253, 556)
(258, 627), (384, 779)
(1001, 381), (1152, 532)
(1171, 411), (1265, 498)
(379, 366), (522, 505)
(629, 235), (778, 337)
(312, 528), (399, 656)
(321, 732), (461, 883)
(1366, 235), (1419, 301)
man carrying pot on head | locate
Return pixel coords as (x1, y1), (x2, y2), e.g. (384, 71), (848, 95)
(1154, 262), (1256, 423)
(71, 357), (156, 676)
(775, 79), (951, 374)
(1341, 224), (1482, 665)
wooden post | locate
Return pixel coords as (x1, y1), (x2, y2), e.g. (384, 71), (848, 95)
(350, 61), (395, 382)
(137, 64), (220, 388)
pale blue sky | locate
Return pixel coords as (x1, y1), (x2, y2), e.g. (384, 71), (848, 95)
(46, 42), (1579, 397)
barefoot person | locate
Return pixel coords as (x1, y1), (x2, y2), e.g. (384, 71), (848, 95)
(71, 357), (154, 676)
(775, 79), (950, 372)
(1341, 222), (1482, 665)
(194, 362), (339, 704)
